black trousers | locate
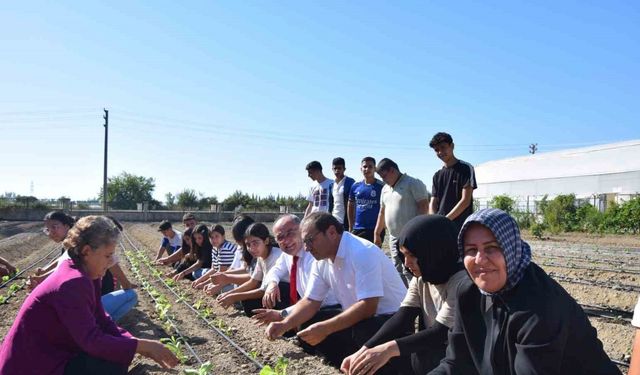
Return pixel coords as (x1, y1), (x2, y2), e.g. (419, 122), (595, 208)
(299, 309), (393, 369)
(64, 352), (127, 375)
(241, 281), (291, 317)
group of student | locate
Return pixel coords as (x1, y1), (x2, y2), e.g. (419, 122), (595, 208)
(0, 130), (639, 374)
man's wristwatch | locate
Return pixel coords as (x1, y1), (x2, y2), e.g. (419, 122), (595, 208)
(280, 309), (289, 319)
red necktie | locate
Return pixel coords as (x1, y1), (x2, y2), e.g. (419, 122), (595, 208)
(289, 256), (299, 304)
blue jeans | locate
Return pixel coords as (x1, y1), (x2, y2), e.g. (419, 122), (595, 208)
(102, 289), (138, 322)
(192, 268), (209, 279)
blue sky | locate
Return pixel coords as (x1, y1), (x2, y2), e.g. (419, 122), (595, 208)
(1, 1), (638, 202)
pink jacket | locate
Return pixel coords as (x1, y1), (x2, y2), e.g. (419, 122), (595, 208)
(0, 259), (137, 374)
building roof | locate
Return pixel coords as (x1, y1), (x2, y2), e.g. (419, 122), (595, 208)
(476, 139), (640, 184)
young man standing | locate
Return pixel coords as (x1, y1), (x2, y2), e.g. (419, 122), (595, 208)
(348, 157), (385, 243)
(330, 157), (355, 228)
(304, 161), (334, 218)
(428, 132), (477, 231)
(373, 158), (429, 286)
(155, 220), (183, 261)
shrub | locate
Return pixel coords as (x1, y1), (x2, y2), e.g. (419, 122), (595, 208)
(543, 194), (578, 233)
(531, 222), (545, 239)
(490, 195), (516, 214)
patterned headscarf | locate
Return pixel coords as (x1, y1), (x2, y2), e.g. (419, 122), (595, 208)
(458, 208), (531, 295)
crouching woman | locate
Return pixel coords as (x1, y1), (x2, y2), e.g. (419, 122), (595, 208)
(429, 208), (621, 375)
(0, 216), (178, 375)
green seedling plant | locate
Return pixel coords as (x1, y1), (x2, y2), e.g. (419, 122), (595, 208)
(0, 295), (6, 304)
(183, 361), (213, 375)
(192, 299), (204, 310)
(200, 307), (213, 319)
(155, 300), (172, 321)
(260, 356), (289, 375)
(160, 336), (189, 364)
(2, 275), (9, 283)
(249, 350), (259, 360)
(165, 278), (177, 288)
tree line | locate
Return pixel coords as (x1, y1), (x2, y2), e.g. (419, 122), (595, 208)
(1, 172), (308, 212)
(488, 193), (640, 236)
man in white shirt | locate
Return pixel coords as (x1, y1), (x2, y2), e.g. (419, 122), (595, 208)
(304, 161), (334, 218)
(266, 212), (407, 367)
(252, 214), (338, 325)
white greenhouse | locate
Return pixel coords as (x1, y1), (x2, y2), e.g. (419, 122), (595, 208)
(474, 140), (640, 212)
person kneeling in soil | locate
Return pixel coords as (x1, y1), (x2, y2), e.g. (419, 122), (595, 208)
(428, 208), (621, 375)
(341, 215), (467, 375)
(154, 220), (182, 262)
(192, 224), (237, 290)
(172, 224), (213, 282)
(0, 216), (178, 375)
(265, 212), (407, 369)
(217, 222), (290, 316)
(252, 214), (338, 329)
(29, 213), (138, 322)
(202, 215), (255, 297)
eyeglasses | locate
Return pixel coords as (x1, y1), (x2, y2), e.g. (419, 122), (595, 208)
(275, 229), (297, 242)
(303, 231), (323, 246)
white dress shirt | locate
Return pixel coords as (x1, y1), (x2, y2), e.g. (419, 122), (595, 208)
(305, 232), (407, 315)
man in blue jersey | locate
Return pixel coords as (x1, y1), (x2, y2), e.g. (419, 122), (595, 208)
(347, 157), (385, 243)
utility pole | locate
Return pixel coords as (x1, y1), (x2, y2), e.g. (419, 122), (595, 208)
(529, 143), (538, 154)
(103, 109), (109, 213)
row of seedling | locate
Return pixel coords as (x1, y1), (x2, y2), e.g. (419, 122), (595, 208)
(0, 281), (25, 305)
(121, 231), (288, 373)
(122, 246), (213, 375)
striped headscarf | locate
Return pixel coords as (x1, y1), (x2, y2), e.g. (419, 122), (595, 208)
(458, 208), (531, 296)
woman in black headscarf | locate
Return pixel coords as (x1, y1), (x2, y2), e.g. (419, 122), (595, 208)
(340, 215), (467, 375)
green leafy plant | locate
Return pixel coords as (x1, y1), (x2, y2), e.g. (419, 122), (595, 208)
(260, 356), (289, 375)
(2, 275), (9, 283)
(165, 278), (177, 288)
(249, 350), (259, 360)
(160, 336), (189, 364)
(193, 299), (204, 310)
(183, 361), (213, 375)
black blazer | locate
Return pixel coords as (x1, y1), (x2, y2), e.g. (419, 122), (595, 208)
(429, 263), (621, 375)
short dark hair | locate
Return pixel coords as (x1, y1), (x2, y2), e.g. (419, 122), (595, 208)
(429, 132), (453, 148)
(361, 156), (376, 165)
(158, 220), (172, 231)
(210, 224), (225, 236)
(376, 158), (399, 173)
(305, 161), (322, 171)
(332, 157), (345, 167)
(303, 212), (344, 235)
